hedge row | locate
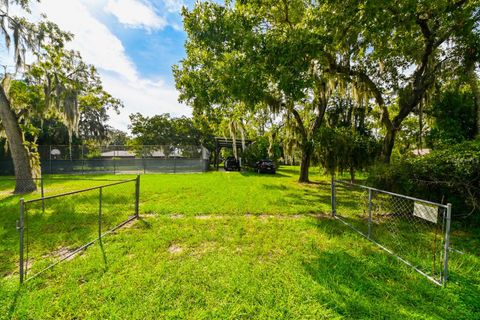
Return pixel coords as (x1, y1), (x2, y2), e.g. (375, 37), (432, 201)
(368, 139), (480, 218)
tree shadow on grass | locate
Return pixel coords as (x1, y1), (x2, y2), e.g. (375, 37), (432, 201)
(0, 199), (27, 276)
(98, 238), (108, 271)
(267, 182), (331, 210)
(277, 166), (300, 175)
(304, 218), (480, 319)
(0, 190), (134, 277)
(240, 170), (289, 178)
(5, 287), (22, 320)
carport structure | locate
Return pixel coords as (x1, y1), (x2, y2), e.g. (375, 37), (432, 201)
(213, 137), (253, 170)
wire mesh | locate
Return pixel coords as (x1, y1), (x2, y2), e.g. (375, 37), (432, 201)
(333, 181), (370, 235)
(0, 178), (41, 201)
(333, 180), (450, 285)
(0, 177), (129, 201)
(38, 145), (209, 174)
(19, 178), (138, 282)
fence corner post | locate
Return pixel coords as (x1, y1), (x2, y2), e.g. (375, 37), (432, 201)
(18, 198), (25, 284)
(41, 177), (45, 214)
(331, 175), (336, 217)
(142, 146), (146, 174)
(173, 155), (177, 174)
(367, 188), (373, 239)
(443, 203), (452, 286)
(99, 187), (103, 239)
(135, 175), (140, 219)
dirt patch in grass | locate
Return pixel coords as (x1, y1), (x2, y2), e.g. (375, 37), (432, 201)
(168, 244), (183, 254)
(162, 213), (333, 220)
(48, 247), (81, 261)
(311, 213), (332, 220)
(192, 241), (218, 257)
(120, 217), (140, 229)
(141, 212), (156, 218)
(195, 215), (216, 220)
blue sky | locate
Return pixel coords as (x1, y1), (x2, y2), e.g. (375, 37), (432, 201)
(23, 0), (197, 130)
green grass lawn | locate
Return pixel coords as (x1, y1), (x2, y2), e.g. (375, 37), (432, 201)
(0, 168), (479, 319)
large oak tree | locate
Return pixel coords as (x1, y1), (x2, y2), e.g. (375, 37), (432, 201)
(174, 0), (333, 182)
(1, 1), (123, 193)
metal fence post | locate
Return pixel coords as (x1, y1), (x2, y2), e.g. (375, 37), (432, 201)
(367, 189), (373, 239)
(113, 146), (117, 175)
(41, 177), (45, 214)
(331, 176), (336, 217)
(99, 187), (103, 239)
(49, 145), (52, 174)
(143, 146), (146, 174)
(173, 155), (177, 174)
(18, 199), (25, 284)
(81, 144), (85, 175)
(443, 203), (452, 286)
(135, 175), (140, 218)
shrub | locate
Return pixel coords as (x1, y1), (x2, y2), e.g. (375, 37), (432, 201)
(426, 87), (476, 148)
(315, 127), (381, 181)
(368, 139), (480, 218)
(242, 136), (281, 167)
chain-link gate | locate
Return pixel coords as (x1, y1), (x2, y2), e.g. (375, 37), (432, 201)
(17, 176), (140, 283)
(332, 179), (451, 286)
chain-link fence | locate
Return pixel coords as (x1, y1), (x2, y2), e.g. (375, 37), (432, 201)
(0, 145), (210, 176)
(332, 179), (451, 286)
(0, 177), (130, 201)
(17, 176), (140, 283)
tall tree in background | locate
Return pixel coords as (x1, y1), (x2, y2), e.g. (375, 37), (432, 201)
(174, 0), (334, 182)
(77, 87), (122, 142)
(0, 0), (72, 192)
(457, 30), (480, 136)
(314, 0), (479, 162)
(1, 1), (123, 192)
(129, 113), (206, 147)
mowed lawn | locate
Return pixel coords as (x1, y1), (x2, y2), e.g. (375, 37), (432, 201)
(0, 168), (479, 319)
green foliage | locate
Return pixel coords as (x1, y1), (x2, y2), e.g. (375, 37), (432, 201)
(427, 87), (476, 148)
(84, 141), (102, 159)
(242, 136), (282, 167)
(174, 0), (341, 182)
(0, 171), (479, 318)
(129, 113), (211, 148)
(315, 127), (381, 180)
(368, 140), (480, 218)
(6, 45), (122, 148)
(107, 129), (130, 146)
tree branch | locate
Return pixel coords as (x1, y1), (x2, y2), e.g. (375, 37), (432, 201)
(290, 106), (307, 139)
(324, 53), (393, 131)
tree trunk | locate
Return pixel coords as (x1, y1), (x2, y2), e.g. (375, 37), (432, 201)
(382, 126), (397, 164)
(465, 61), (480, 136)
(0, 86), (36, 193)
(418, 101), (423, 149)
(298, 142), (313, 183)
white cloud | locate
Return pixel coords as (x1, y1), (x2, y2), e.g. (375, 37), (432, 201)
(102, 73), (191, 130)
(26, 0), (190, 131)
(37, 0), (138, 82)
(163, 0), (185, 13)
(105, 0), (167, 31)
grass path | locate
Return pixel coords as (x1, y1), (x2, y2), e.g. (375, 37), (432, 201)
(0, 168), (479, 319)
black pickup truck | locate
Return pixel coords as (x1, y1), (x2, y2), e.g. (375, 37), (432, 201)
(255, 159), (276, 174)
(224, 156), (241, 171)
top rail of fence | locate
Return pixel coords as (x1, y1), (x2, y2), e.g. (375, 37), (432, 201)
(334, 180), (449, 209)
(0, 177), (130, 182)
(35, 144), (203, 147)
(24, 178), (137, 204)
